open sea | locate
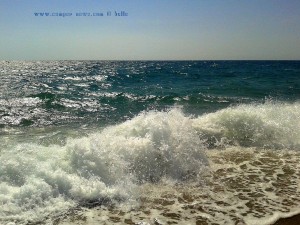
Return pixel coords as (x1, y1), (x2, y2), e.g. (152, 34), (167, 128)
(0, 60), (300, 225)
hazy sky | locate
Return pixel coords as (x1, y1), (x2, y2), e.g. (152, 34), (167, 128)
(0, 0), (300, 60)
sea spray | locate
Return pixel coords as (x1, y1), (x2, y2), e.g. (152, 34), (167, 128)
(193, 102), (300, 149)
(68, 109), (209, 183)
(0, 109), (209, 223)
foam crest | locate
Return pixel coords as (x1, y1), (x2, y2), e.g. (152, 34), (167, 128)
(193, 102), (300, 149)
(67, 109), (208, 183)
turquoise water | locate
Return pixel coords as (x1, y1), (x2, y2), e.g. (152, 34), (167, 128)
(0, 61), (300, 224)
(1, 61), (299, 129)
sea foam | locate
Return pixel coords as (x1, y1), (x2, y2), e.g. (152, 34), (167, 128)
(193, 101), (300, 149)
(0, 109), (208, 223)
(1, 102), (300, 224)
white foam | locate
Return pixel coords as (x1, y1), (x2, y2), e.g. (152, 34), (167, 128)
(0, 109), (208, 223)
(192, 102), (300, 149)
(1, 104), (300, 224)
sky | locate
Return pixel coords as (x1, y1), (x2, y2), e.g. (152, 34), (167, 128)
(0, 0), (300, 60)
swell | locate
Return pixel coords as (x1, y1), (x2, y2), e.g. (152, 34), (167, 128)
(0, 91), (245, 127)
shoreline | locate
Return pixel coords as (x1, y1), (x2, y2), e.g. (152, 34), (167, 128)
(56, 208), (300, 225)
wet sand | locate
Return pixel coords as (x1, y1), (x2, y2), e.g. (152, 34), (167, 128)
(273, 214), (300, 225)
(57, 207), (300, 225)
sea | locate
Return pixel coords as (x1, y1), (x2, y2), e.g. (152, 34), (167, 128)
(0, 60), (300, 225)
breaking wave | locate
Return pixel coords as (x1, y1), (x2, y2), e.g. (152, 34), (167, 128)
(0, 102), (300, 224)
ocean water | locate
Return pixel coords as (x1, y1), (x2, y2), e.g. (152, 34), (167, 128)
(0, 60), (300, 225)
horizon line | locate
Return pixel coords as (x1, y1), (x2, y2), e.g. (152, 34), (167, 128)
(1, 59), (300, 62)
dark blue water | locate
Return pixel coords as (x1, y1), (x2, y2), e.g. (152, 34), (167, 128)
(1, 60), (299, 129)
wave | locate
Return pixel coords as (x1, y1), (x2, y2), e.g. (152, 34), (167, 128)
(193, 101), (300, 149)
(0, 102), (299, 223)
(0, 109), (208, 223)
